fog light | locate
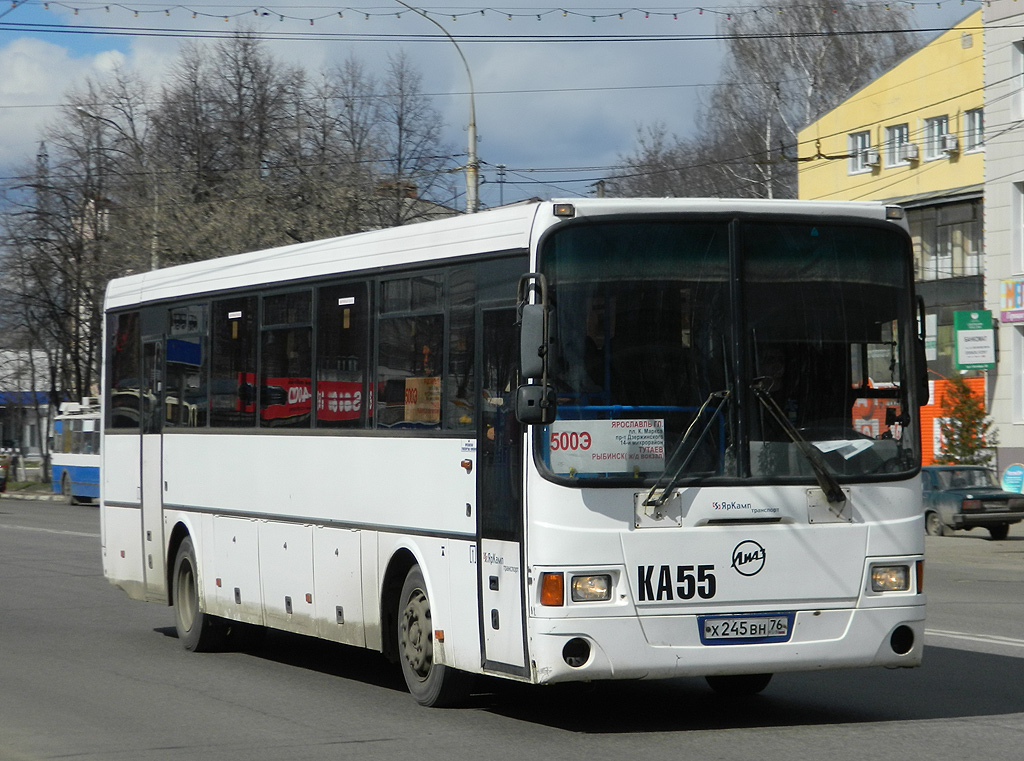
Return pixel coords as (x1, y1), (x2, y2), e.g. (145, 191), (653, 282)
(871, 565), (909, 592)
(890, 625), (914, 655)
(571, 574), (612, 602)
(562, 637), (591, 667)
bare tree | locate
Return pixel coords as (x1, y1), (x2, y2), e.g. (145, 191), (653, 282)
(616, 0), (916, 198)
(368, 52), (457, 227)
(0, 31), (462, 412)
(1, 140), (105, 405)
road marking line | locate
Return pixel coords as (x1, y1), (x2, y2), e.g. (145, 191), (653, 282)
(0, 523), (99, 539)
(926, 629), (1024, 649)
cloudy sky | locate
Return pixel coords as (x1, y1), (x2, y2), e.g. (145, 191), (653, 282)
(1, 1), (976, 209)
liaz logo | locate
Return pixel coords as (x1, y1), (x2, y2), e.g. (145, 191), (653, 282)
(731, 540), (766, 576)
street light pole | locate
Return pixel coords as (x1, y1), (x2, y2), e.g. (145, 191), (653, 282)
(75, 106), (160, 269)
(392, 1), (479, 213)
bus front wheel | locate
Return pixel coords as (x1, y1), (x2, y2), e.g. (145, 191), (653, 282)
(172, 536), (226, 652)
(397, 565), (472, 707)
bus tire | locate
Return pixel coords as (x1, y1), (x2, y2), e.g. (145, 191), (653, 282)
(397, 565), (472, 707)
(705, 673), (773, 696)
(172, 536), (226, 652)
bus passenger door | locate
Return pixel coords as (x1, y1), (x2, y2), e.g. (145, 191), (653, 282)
(141, 339), (167, 602)
(477, 307), (528, 676)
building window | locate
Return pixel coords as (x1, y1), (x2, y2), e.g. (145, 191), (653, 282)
(964, 108), (983, 152)
(848, 131), (874, 173)
(885, 123), (911, 166)
(909, 201), (981, 281)
(923, 116), (950, 160)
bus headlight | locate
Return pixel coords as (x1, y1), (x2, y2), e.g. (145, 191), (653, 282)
(871, 565), (910, 592)
(571, 574), (612, 602)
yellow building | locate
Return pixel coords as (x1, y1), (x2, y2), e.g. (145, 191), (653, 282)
(798, 10), (984, 382)
(798, 10), (982, 203)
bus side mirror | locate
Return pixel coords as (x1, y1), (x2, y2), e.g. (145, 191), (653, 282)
(519, 303), (546, 380)
(516, 384), (556, 425)
(516, 273), (557, 424)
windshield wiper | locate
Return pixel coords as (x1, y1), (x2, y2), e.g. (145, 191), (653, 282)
(643, 390), (730, 508)
(751, 379), (846, 506)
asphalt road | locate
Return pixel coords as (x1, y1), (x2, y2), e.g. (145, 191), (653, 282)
(1, 498), (1022, 761)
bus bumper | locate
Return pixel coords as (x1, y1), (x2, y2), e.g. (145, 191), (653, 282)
(527, 604), (925, 684)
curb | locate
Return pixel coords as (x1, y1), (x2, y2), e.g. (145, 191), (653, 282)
(1, 491), (62, 501)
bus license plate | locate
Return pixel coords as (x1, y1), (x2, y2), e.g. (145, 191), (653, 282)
(699, 614), (791, 644)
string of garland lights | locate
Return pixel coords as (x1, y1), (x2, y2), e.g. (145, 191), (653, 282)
(7, 0), (988, 28)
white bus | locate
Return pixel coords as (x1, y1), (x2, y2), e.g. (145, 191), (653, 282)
(101, 199), (927, 706)
(51, 399), (102, 503)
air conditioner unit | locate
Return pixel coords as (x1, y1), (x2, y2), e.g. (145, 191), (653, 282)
(865, 149), (881, 167)
(939, 133), (959, 153)
(898, 143), (919, 162)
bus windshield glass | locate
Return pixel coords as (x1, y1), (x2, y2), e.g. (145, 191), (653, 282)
(537, 217), (919, 486)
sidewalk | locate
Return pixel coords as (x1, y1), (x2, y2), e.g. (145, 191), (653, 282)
(2, 483), (62, 501)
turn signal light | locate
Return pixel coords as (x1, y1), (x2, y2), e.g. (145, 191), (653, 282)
(540, 572), (564, 606)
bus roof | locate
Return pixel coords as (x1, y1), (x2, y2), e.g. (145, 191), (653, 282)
(104, 198), (902, 311)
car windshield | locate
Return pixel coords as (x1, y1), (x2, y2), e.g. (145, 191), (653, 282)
(935, 468), (997, 489)
(537, 217), (920, 486)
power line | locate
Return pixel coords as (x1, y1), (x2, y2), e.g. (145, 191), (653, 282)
(0, 16), (984, 43)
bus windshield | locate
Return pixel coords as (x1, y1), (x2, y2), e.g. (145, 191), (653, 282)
(538, 217), (919, 486)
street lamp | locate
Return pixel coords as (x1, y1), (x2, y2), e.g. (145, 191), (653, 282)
(75, 106), (160, 269)
(392, 1), (479, 213)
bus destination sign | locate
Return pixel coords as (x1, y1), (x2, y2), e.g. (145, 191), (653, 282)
(549, 419), (666, 475)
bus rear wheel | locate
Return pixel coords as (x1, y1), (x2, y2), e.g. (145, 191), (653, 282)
(705, 673), (773, 696)
(172, 536), (226, 652)
(397, 565), (472, 707)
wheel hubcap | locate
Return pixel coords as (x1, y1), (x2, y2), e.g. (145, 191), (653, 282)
(400, 588), (432, 680)
(177, 561), (197, 632)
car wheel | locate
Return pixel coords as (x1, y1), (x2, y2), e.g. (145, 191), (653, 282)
(925, 512), (946, 537)
(988, 524), (1010, 541)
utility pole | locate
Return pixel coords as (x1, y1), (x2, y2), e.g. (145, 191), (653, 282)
(76, 106), (160, 269)
(392, 1), (478, 213)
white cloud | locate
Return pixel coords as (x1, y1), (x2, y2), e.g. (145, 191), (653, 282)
(0, 37), (132, 168)
(0, 1), (977, 205)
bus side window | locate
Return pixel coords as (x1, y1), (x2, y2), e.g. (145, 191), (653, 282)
(211, 297), (258, 428)
(316, 283), (368, 429)
(108, 311), (141, 430)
